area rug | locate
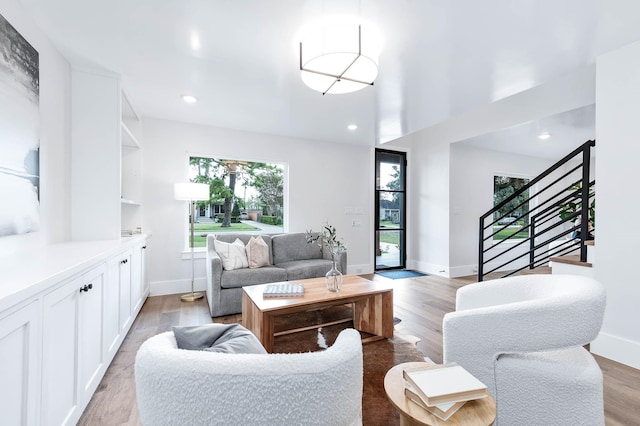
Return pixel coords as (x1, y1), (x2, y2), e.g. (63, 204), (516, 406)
(272, 306), (426, 425)
(376, 269), (427, 279)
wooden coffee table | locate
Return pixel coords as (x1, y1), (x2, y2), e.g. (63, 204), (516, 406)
(242, 275), (394, 352)
(384, 362), (497, 426)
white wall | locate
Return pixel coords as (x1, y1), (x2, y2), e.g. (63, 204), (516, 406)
(142, 118), (372, 295)
(593, 39), (640, 369)
(389, 66), (595, 277)
(449, 144), (555, 277)
(0, 1), (71, 257)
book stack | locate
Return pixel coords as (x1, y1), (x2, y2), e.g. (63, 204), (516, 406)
(262, 283), (305, 297)
(402, 363), (488, 421)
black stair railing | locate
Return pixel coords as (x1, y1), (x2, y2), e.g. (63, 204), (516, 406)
(478, 140), (595, 281)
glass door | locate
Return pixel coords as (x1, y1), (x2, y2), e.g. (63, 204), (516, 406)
(375, 149), (406, 270)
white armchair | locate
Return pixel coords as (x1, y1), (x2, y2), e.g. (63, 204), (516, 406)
(443, 274), (606, 425)
(135, 328), (363, 425)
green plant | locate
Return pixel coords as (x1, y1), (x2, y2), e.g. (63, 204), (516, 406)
(260, 215), (278, 225)
(559, 183), (595, 228)
(305, 224), (346, 260)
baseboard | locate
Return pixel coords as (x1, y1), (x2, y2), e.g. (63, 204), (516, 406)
(449, 265), (479, 278)
(150, 277), (207, 296)
(347, 263), (373, 275)
(407, 259), (449, 277)
(591, 331), (640, 370)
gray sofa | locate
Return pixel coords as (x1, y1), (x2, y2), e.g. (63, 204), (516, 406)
(205, 233), (347, 317)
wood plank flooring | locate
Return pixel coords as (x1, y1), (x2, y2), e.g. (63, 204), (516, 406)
(78, 274), (640, 426)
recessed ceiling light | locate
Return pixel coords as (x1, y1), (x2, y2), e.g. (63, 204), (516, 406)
(182, 94), (198, 104)
(190, 32), (201, 51)
(348, 124), (358, 131)
(538, 132), (552, 140)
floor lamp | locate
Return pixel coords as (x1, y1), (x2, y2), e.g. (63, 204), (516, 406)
(174, 182), (210, 302)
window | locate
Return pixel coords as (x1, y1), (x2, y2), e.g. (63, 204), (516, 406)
(493, 175), (530, 240)
(186, 156), (285, 247)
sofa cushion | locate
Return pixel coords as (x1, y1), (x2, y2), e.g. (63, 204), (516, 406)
(272, 232), (323, 265)
(246, 236), (271, 269)
(214, 238), (249, 270)
(214, 233), (274, 265)
(276, 259), (334, 281)
(172, 323), (266, 354)
(221, 266), (288, 289)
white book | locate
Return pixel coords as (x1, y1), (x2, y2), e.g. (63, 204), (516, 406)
(403, 363), (488, 406)
(262, 283), (304, 297)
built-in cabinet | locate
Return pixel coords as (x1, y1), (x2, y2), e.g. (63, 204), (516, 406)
(71, 69), (144, 240)
(0, 237), (148, 425)
(121, 91), (144, 234)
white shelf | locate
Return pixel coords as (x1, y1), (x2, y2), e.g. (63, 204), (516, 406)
(121, 198), (140, 206)
(121, 122), (141, 149)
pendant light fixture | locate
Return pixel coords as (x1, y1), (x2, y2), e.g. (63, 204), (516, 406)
(299, 20), (380, 95)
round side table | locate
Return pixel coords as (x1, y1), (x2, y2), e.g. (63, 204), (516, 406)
(384, 362), (496, 426)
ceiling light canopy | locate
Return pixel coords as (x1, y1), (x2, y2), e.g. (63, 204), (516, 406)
(299, 20), (380, 95)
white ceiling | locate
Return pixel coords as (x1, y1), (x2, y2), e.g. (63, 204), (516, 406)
(456, 104), (596, 161)
(17, 0), (640, 147)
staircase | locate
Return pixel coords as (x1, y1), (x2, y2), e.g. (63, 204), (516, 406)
(478, 140), (595, 281)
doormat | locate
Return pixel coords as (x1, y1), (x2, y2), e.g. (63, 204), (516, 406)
(376, 270), (427, 279)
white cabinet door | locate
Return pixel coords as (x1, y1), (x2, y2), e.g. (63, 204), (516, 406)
(131, 243), (142, 313)
(119, 250), (133, 332)
(42, 275), (83, 426)
(78, 265), (106, 405)
(142, 243), (149, 296)
(42, 265), (106, 426)
(104, 257), (122, 362)
(131, 241), (148, 314)
(0, 301), (40, 426)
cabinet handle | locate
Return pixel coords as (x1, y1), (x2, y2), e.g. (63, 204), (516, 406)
(121, 259), (128, 264)
(142, 246), (147, 249)
(79, 283), (93, 292)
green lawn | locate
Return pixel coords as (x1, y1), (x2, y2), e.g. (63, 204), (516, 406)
(193, 222), (258, 232)
(493, 227), (529, 240)
(380, 233), (399, 245)
(190, 222), (260, 248)
(380, 220), (400, 228)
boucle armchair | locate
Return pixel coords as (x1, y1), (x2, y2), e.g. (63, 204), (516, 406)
(135, 328), (363, 425)
(443, 274), (606, 426)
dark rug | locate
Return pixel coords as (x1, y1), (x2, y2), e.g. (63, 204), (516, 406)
(376, 269), (427, 279)
(272, 306), (425, 426)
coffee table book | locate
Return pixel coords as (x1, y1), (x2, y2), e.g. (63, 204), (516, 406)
(405, 384), (467, 421)
(262, 283), (304, 297)
(402, 363), (488, 406)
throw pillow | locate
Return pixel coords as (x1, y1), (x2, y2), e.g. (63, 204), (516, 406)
(246, 235), (270, 269)
(172, 323), (267, 354)
(214, 238), (249, 270)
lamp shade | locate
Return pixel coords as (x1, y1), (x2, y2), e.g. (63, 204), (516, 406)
(174, 182), (209, 201)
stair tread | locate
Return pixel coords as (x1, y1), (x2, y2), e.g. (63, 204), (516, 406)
(520, 266), (552, 275)
(549, 254), (592, 267)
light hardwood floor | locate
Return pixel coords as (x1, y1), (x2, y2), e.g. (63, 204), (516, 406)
(79, 274), (640, 426)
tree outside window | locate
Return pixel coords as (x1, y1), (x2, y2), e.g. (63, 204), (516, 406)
(186, 156), (284, 247)
(493, 175), (530, 240)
